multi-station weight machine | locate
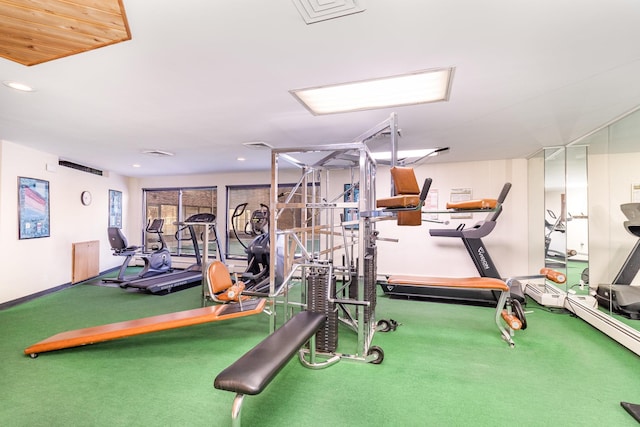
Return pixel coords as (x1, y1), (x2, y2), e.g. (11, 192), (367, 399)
(265, 114), (403, 366)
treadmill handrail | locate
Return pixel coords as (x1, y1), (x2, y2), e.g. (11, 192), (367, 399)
(429, 220), (497, 239)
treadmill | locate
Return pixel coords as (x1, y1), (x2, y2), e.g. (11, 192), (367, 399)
(595, 203), (640, 319)
(379, 183), (525, 306)
(120, 213), (222, 295)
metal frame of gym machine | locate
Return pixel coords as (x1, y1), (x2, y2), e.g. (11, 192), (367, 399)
(267, 114), (401, 367)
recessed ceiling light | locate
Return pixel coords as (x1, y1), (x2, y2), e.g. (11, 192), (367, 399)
(290, 68), (454, 115)
(237, 157), (246, 161)
(132, 164), (141, 168)
(3, 80), (35, 92)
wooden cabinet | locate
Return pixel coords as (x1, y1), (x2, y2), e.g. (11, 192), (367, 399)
(72, 240), (99, 283)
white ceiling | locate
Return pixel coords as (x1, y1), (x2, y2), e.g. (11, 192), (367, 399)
(2, 0), (640, 177)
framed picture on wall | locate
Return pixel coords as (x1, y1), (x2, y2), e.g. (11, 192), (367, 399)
(109, 189), (123, 228)
(18, 177), (50, 239)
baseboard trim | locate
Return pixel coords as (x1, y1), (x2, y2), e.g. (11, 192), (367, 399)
(0, 267), (120, 310)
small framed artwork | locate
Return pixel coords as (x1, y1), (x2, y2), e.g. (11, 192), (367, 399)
(18, 177), (50, 239)
(109, 189), (123, 228)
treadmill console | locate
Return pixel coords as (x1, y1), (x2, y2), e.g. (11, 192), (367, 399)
(185, 213), (216, 223)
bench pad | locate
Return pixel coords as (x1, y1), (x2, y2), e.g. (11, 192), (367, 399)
(387, 275), (509, 292)
(25, 298), (266, 356)
(376, 194), (421, 208)
(214, 311), (325, 395)
(391, 166), (421, 194)
(446, 199), (497, 210)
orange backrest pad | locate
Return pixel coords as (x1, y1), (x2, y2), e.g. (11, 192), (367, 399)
(208, 261), (233, 293)
(390, 167), (420, 195)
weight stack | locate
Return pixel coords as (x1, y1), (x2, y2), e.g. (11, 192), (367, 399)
(348, 266), (358, 300)
(307, 272), (338, 352)
(364, 245), (377, 323)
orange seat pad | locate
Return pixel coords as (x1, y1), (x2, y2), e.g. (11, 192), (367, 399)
(387, 275), (508, 292)
(376, 194), (421, 208)
(24, 299), (266, 356)
(446, 198), (497, 210)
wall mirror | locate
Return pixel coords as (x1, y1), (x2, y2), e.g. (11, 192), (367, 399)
(530, 108), (640, 356)
(542, 146), (589, 294)
(565, 145), (589, 292)
(534, 107), (640, 326)
(589, 109), (640, 323)
(543, 147), (568, 293)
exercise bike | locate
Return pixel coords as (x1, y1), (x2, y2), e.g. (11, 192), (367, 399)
(105, 219), (172, 283)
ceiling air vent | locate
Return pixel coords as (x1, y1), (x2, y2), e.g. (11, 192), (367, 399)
(142, 150), (174, 157)
(58, 160), (103, 176)
(242, 141), (274, 150)
(292, 0), (365, 24)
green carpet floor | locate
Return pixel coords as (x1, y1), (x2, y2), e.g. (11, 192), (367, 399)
(2, 274), (640, 426)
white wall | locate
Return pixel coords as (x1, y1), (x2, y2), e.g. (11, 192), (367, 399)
(0, 140), (130, 304)
(0, 139), (532, 304)
(376, 158), (530, 278)
(132, 159), (530, 280)
(527, 155), (545, 272)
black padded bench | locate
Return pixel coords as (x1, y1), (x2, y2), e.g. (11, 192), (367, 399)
(214, 311), (326, 427)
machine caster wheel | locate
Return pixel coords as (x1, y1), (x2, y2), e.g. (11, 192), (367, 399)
(376, 319), (399, 332)
(367, 346), (384, 364)
(29, 353), (38, 359)
(377, 319), (391, 332)
(512, 299), (527, 330)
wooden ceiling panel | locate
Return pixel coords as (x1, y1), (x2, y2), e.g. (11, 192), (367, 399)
(0, 0), (131, 66)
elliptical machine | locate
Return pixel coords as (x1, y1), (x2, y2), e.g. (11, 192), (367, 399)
(231, 203), (272, 294)
(105, 219), (172, 283)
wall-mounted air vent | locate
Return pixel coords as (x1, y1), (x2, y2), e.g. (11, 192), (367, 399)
(58, 160), (103, 176)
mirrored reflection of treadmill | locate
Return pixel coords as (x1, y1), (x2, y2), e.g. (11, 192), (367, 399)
(380, 183), (525, 306)
(120, 213), (221, 295)
(595, 203), (640, 319)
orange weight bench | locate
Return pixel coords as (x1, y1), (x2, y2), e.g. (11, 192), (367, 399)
(385, 269), (566, 347)
(376, 167), (432, 226)
(386, 275), (522, 346)
(25, 262), (264, 358)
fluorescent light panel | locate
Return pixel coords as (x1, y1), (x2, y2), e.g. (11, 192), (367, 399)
(291, 68), (453, 115)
